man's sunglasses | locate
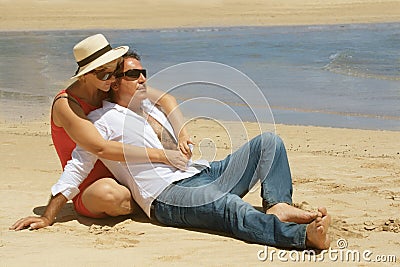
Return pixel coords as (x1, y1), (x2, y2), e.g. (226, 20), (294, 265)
(92, 69), (116, 81)
(115, 69), (147, 79)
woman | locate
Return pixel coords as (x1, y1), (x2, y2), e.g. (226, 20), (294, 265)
(11, 34), (191, 230)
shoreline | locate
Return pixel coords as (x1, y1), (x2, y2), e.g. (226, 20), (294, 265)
(1, 21), (400, 35)
(1, 20), (400, 33)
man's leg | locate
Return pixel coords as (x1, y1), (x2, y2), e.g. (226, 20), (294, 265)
(209, 132), (317, 223)
(157, 133), (287, 209)
(81, 178), (136, 217)
(155, 167), (329, 249)
(208, 132), (285, 199)
(155, 133), (329, 248)
(155, 189), (308, 249)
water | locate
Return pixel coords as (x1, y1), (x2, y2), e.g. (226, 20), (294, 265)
(0, 23), (399, 130)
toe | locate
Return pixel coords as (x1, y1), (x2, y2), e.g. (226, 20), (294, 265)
(318, 207), (328, 216)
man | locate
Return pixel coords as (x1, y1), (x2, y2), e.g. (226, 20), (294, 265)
(12, 52), (331, 249)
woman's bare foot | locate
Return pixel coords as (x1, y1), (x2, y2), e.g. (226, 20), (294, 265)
(305, 207), (331, 250)
(265, 202), (318, 224)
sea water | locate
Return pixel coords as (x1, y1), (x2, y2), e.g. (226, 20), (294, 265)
(0, 23), (399, 130)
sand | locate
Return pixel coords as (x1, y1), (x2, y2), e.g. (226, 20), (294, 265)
(1, 1), (400, 266)
(1, 0), (400, 31)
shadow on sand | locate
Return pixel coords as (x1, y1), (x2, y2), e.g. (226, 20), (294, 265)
(33, 202), (154, 228)
(32, 202), (267, 242)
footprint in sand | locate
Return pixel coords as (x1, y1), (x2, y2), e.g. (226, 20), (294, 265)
(88, 225), (142, 248)
(361, 218), (400, 233)
(381, 218), (400, 233)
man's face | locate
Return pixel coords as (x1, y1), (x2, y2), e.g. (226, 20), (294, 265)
(117, 57), (147, 107)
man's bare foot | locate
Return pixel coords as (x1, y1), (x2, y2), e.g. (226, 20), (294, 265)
(305, 207), (331, 250)
(265, 202), (318, 224)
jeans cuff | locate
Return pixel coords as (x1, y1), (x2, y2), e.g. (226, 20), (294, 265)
(296, 224), (308, 249)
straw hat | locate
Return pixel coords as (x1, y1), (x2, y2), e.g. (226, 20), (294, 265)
(71, 34), (129, 79)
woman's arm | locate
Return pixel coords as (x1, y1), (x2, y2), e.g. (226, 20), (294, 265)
(9, 193), (67, 230)
(52, 96), (188, 169)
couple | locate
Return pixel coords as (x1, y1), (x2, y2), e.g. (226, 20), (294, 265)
(11, 34), (330, 250)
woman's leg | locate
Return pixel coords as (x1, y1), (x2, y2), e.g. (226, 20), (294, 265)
(80, 178), (136, 217)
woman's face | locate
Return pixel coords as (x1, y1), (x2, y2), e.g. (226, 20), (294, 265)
(84, 61), (119, 92)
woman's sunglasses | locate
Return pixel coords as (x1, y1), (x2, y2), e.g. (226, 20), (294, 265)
(115, 69), (147, 80)
(91, 69), (116, 81)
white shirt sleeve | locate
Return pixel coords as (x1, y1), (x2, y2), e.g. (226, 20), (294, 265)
(51, 146), (98, 200)
(51, 113), (109, 200)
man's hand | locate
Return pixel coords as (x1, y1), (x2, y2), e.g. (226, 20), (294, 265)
(9, 216), (52, 231)
(178, 134), (194, 159)
(163, 149), (189, 170)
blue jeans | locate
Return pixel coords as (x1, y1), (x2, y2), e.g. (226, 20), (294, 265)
(154, 133), (307, 249)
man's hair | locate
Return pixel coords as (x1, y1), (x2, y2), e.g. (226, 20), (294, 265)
(123, 50), (141, 61)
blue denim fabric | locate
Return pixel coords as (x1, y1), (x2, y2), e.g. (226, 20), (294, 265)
(154, 133), (307, 249)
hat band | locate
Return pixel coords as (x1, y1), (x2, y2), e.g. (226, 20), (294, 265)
(77, 44), (112, 67)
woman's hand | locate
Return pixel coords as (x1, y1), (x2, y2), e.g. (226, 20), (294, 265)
(10, 193), (66, 231)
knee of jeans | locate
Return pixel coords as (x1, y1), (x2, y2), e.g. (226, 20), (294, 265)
(259, 132), (279, 147)
(274, 134), (285, 151)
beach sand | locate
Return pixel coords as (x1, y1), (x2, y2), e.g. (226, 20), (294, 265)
(1, 0), (400, 31)
(1, 1), (400, 266)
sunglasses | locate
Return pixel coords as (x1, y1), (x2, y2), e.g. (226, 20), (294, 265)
(90, 69), (116, 81)
(115, 69), (147, 79)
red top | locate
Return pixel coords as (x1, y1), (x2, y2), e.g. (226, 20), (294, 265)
(51, 90), (114, 200)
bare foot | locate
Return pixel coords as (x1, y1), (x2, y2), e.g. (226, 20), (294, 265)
(305, 207), (331, 250)
(265, 202), (318, 224)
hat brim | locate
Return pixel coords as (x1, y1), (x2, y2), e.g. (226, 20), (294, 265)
(71, 46), (129, 79)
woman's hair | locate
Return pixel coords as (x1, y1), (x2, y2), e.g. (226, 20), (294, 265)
(95, 57), (122, 72)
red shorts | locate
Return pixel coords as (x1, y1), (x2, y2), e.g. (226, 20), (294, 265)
(73, 192), (108, 219)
